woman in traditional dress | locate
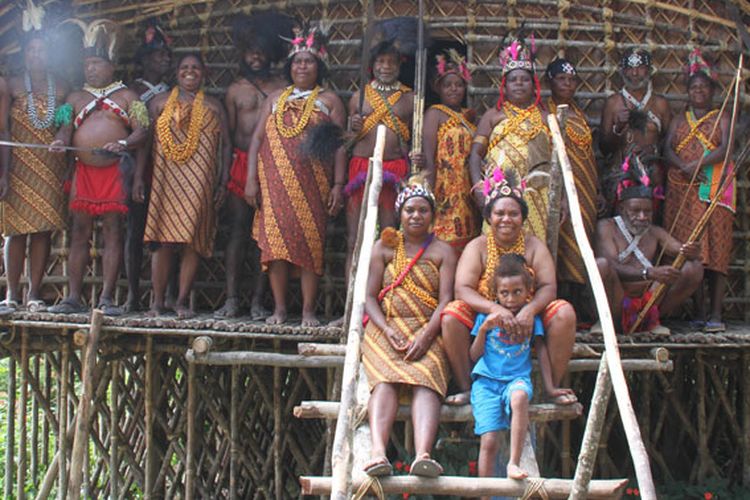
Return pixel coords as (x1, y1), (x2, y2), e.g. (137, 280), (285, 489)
(440, 170), (577, 405)
(469, 38), (551, 241)
(244, 26), (346, 327)
(361, 178), (456, 477)
(422, 50), (480, 252)
(0, 3), (70, 314)
(544, 58), (599, 294)
(663, 49), (733, 332)
(140, 53), (231, 318)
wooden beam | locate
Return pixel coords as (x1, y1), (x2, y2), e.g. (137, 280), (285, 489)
(298, 343), (346, 356)
(549, 114), (656, 499)
(185, 349), (343, 368)
(300, 475), (628, 498)
(294, 401), (583, 422)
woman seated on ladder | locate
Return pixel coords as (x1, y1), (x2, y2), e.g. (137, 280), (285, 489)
(361, 177), (457, 478)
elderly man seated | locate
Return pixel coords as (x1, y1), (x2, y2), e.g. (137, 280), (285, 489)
(594, 155), (704, 333)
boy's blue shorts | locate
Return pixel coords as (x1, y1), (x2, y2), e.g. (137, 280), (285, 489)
(471, 375), (533, 435)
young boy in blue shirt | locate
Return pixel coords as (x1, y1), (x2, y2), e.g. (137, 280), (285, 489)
(470, 253), (576, 484)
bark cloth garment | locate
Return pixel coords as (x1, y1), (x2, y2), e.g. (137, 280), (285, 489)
(441, 231), (569, 330)
(253, 96), (332, 276)
(485, 102), (551, 241)
(2, 94), (67, 235)
(227, 147), (248, 199)
(431, 105), (481, 250)
(345, 83), (411, 209)
(546, 98), (598, 284)
(362, 234), (449, 397)
(663, 109), (735, 274)
(144, 99), (221, 258)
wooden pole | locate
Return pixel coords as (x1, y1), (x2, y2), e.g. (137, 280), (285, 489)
(66, 309), (103, 499)
(18, 329), (28, 500)
(144, 335), (154, 499)
(301, 475), (629, 497)
(5, 354), (16, 500)
(57, 342), (69, 500)
(229, 357), (238, 498)
(743, 350), (750, 488)
(548, 114), (657, 499)
(110, 359), (120, 499)
(185, 360), (196, 500)
(185, 349), (343, 367)
(31, 355), (39, 486)
(273, 362), (282, 499)
(569, 356), (613, 499)
(546, 104), (569, 259)
(330, 125), (386, 499)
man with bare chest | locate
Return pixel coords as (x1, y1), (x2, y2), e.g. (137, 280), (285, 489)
(49, 20), (148, 315)
(125, 21), (171, 312)
(344, 40), (416, 288)
(600, 48), (672, 212)
(595, 168), (702, 332)
(214, 12), (293, 319)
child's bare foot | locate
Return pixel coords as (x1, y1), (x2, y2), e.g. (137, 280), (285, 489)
(546, 388), (578, 405)
(507, 463), (528, 479)
(265, 310), (287, 325)
(445, 391), (471, 406)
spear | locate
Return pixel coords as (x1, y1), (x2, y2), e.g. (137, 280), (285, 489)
(627, 54), (744, 334)
(410, 0), (427, 175)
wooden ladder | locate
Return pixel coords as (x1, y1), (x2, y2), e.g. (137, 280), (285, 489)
(297, 117), (660, 498)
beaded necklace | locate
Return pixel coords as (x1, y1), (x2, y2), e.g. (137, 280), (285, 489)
(83, 80), (126, 99)
(546, 98), (592, 149)
(371, 79), (402, 93)
(274, 85), (321, 138)
(489, 102), (547, 152)
(386, 231), (437, 319)
(24, 72), (56, 130)
(156, 87), (207, 163)
(478, 230), (526, 299)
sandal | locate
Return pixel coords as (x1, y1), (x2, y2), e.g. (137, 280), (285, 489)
(97, 298), (123, 317)
(410, 454), (443, 478)
(27, 299), (47, 313)
(0, 299), (19, 316)
(704, 321), (726, 333)
(364, 456), (393, 477)
(48, 299), (87, 315)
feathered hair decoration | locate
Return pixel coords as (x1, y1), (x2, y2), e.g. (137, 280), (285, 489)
(135, 19), (171, 61)
(369, 17), (427, 63)
(478, 166), (529, 220)
(614, 152), (655, 202)
(232, 11), (296, 64)
(22, 0), (45, 33)
(496, 30), (541, 109)
(64, 18), (122, 63)
(284, 23), (330, 64)
(685, 48), (717, 84)
(395, 174), (436, 214)
(434, 49), (471, 83)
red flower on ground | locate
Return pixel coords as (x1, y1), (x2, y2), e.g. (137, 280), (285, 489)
(704, 493), (713, 500)
(394, 460), (403, 472)
(404, 463), (411, 473)
(468, 460), (478, 476)
(626, 488), (633, 495)
(633, 488), (639, 496)
(402, 494), (409, 499)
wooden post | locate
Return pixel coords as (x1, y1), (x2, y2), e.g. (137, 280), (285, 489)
(32, 355), (40, 486)
(5, 355), (16, 500)
(66, 309), (103, 499)
(549, 114), (656, 500)
(330, 125), (386, 499)
(569, 356), (613, 499)
(743, 350), (750, 487)
(185, 360), (196, 500)
(274, 362), (282, 499)
(229, 360), (238, 498)
(57, 342), (69, 500)
(546, 104), (569, 259)
(43, 355), (51, 469)
(144, 335), (154, 499)
(110, 359), (120, 499)
(18, 329), (28, 500)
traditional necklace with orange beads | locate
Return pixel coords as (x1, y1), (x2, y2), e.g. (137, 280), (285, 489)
(274, 85), (321, 138)
(385, 231), (438, 319)
(479, 230), (526, 298)
(157, 87), (207, 163)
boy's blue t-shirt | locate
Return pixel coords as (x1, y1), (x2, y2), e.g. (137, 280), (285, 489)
(470, 313), (544, 382)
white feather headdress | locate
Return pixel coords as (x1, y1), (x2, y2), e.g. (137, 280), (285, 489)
(22, 0), (45, 33)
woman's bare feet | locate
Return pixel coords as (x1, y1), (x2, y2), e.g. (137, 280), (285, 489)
(175, 303), (196, 320)
(265, 310), (287, 325)
(214, 297), (241, 319)
(301, 312), (321, 327)
(146, 305), (170, 317)
(507, 462), (528, 479)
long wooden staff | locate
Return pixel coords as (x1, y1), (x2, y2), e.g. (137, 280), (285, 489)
(357, 0), (375, 116)
(410, 0), (426, 174)
(628, 57), (744, 334)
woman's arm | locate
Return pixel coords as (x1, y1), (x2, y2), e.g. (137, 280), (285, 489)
(243, 95), (273, 208)
(421, 108), (441, 188)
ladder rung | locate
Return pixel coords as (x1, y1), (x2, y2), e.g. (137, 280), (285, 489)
(299, 475), (628, 498)
(294, 401), (583, 422)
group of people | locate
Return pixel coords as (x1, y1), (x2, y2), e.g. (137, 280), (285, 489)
(0, 3), (737, 485)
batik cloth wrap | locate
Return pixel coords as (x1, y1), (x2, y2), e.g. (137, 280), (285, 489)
(546, 98), (598, 284)
(362, 236), (449, 397)
(663, 109), (734, 274)
(485, 103), (551, 240)
(227, 148), (248, 199)
(253, 98), (332, 276)
(441, 232), (569, 329)
(144, 99), (221, 257)
(2, 94), (67, 235)
(431, 105), (480, 250)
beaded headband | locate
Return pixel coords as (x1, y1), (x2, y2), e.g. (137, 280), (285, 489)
(616, 153), (653, 201)
(620, 48), (652, 70)
(285, 25), (329, 64)
(435, 49), (471, 82)
(499, 38), (535, 77)
(686, 48), (717, 83)
(395, 176), (436, 213)
(482, 167), (525, 201)
(546, 58), (577, 80)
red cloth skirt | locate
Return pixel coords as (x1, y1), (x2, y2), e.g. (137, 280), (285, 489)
(227, 148), (248, 199)
(70, 160), (128, 216)
(345, 155), (409, 211)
